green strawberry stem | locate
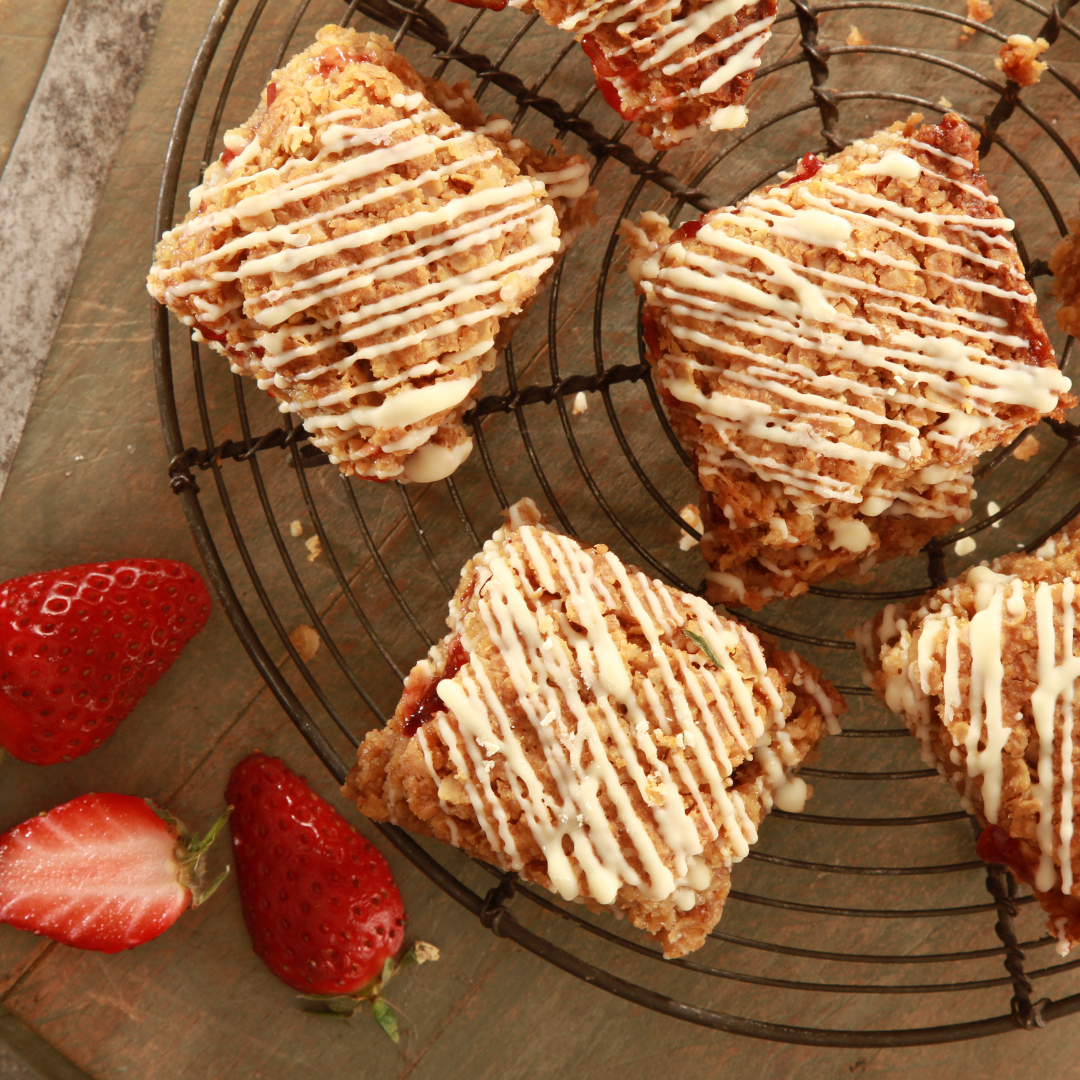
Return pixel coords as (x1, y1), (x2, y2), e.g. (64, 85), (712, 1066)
(146, 802), (232, 906)
(296, 941), (439, 1039)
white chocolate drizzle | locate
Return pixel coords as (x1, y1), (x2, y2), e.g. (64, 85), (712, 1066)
(631, 130), (1070, 519)
(414, 517), (822, 907)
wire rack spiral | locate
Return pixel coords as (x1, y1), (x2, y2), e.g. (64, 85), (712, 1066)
(152, 0), (1080, 1046)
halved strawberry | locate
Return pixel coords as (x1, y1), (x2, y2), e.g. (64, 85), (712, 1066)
(0, 792), (227, 953)
(0, 559), (211, 764)
(227, 753), (437, 1040)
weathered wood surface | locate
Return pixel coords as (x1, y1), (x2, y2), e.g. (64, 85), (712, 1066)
(0, 0), (1078, 1076)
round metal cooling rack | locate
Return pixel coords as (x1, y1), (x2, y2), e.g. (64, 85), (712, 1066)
(153, 0), (1080, 1046)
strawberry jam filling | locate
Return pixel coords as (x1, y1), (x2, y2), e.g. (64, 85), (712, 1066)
(640, 307), (662, 359)
(447, 0), (508, 9)
(780, 152), (824, 187)
(976, 824), (1037, 885)
(978, 825), (1080, 946)
(317, 46), (376, 78)
(672, 217), (705, 243)
(403, 637), (468, 737)
(193, 321), (227, 344)
(581, 35), (644, 121)
(266, 81), (278, 107)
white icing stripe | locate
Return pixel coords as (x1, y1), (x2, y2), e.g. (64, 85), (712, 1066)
(642, 0), (755, 64)
(965, 572), (1008, 823)
(636, 129), (1070, 515)
(418, 523), (796, 906)
(1060, 579), (1077, 893)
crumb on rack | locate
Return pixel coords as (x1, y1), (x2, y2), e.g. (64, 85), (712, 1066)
(572, 391), (589, 416)
(289, 519), (304, 538)
(960, 0), (993, 39)
(995, 34), (1049, 86)
(954, 536), (977, 556)
(845, 24), (868, 47)
(987, 500), (1002, 527)
(1049, 209), (1080, 337)
(290, 624), (320, 662)
(1012, 433), (1041, 461)
(678, 504), (703, 551)
(305, 535), (323, 562)
(936, 95), (954, 110)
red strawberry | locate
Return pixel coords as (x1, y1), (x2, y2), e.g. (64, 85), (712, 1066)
(227, 753), (436, 1038)
(0, 559), (211, 764)
(0, 792), (227, 953)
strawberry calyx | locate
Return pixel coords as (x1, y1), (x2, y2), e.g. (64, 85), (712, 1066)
(297, 941), (439, 1041)
(147, 801), (231, 907)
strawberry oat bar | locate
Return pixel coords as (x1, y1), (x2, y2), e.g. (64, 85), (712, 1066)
(345, 498), (843, 958)
(148, 27), (595, 483)
(855, 514), (1080, 955)
(624, 113), (1074, 610)
(507, 0), (777, 149)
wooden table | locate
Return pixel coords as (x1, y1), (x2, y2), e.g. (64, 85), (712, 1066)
(1, 0), (1079, 1076)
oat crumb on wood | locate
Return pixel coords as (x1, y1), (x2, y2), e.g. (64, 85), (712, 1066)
(289, 519), (304, 538)
(845, 24), (868, 46)
(290, 624), (320, 661)
(678, 504), (703, 551)
(1013, 433), (1041, 461)
(305, 535), (323, 562)
(960, 0), (993, 39)
(995, 35), (1049, 86)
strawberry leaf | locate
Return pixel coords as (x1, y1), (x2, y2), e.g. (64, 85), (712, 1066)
(684, 629), (722, 668)
(372, 998), (399, 1043)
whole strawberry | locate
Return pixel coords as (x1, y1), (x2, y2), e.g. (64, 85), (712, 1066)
(227, 753), (434, 1038)
(0, 792), (227, 952)
(0, 559), (211, 764)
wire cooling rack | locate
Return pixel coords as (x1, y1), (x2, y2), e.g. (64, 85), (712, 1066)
(152, 0), (1080, 1046)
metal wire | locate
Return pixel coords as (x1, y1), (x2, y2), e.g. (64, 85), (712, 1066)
(152, 0), (1080, 1047)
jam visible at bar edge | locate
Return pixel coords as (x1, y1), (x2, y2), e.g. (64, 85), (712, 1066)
(318, 46), (377, 78)
(672, 218), (705, 243)
(581, 34), (644, 121)
(780, 152), (824, 187)
(403, 638), (469, 737)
